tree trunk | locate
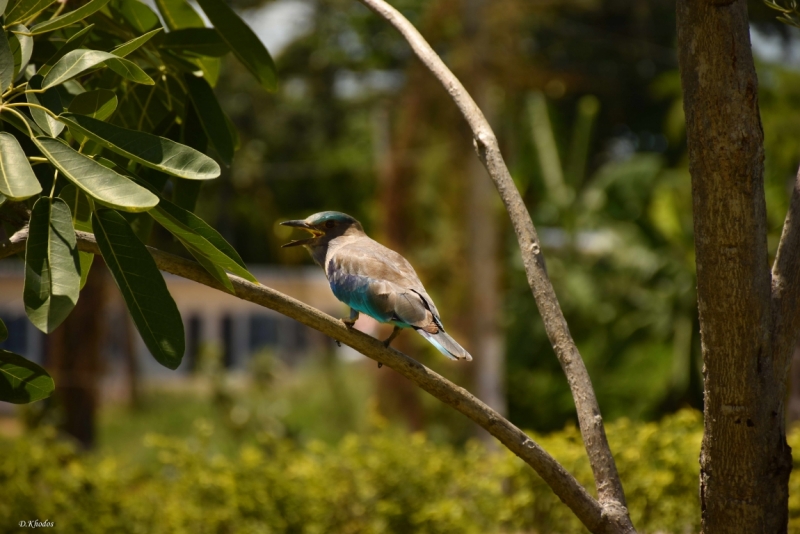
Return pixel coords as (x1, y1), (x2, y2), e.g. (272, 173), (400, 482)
(463, 0), (506, 424)
(373, 77), (426, 431)
(676, 0), (792, 531)
(49, 258), (107, 449)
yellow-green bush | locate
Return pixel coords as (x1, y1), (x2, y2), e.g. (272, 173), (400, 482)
(6, 408), (797, 534)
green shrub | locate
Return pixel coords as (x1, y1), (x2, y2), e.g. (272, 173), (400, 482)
(7, 408), (791, 534)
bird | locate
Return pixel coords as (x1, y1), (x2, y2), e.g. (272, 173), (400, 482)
(281, 211), (472, 362)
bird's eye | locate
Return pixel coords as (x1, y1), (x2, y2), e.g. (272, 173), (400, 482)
(325, 220), (335, 229)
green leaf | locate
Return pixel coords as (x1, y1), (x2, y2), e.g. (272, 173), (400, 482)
(160, 28), (229, 57)
(149, 205), (256, 283)
(33, 137), (158, 212)
(111, 0), (159, 33)
(92, 208), (184, 369)
(195, 0), (277, 92)
(42, 49), (154, 89)
(161, 198), (246, 269)
(112, 27), (162, 57)
(0, 30), (15, 93)
(184, 74), (233, 165)
(58, 113), (221, 180)
(132, 175), (247, 269)
(0, 0), (9, 16)
(59, 183), (93, 289)
(0, 350), (54, 404)
(0, 318), (7, 342)
(0, 192), (5, 206)
(24, 197), (81, 333)
(5, 0), (56, 26)
(68, 89), (117, 120)
(155, 0), (204, 30)
(27, 74), (64, 137)
(224, 111), (240, 151)
(186, 245), (234, 293)
(194, 56), (220, 86)
(9, 25), (33, 79)
(30, 0), (111, 34)
(0, 132), (41, 200)
(37, 24), (93, 77)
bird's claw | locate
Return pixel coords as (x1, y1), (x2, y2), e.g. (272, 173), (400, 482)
(341, 318), (356, 328)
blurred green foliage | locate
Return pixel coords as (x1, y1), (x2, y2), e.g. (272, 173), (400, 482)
(0, 409), (711, 533)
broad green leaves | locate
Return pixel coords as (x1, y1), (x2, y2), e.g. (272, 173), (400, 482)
(0, 30), (15, 93)
(0, 132), (40, 200)
(27, 75), (65, 137)
(0, 350), (55, 404)
(9, 25), (33, 79)
(6, 0), (56, 26)
(24, 197), (81, 333)
(111, 0), (159, 33)
(42, 49), (154, 89)
(0, 0), (277, 395)
(33, 137), (159, 212)
(93, 209), (184, 369)
(30, 0), (111, 35)
(161, 28), (229, 57)
(68, 90), (117, 120)
(112, 28), (163, 58)
(155, 0), (204, 30)
(37, 24), (94, 77)
(184, 74), (234, 165)
(195, 0), (277, 92)
(59, 184), (94, 289)
(150, 198), (257, 289)
(59, 113), (221, 180)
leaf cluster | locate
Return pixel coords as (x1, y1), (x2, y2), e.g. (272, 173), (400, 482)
(0, 0), (276, 404)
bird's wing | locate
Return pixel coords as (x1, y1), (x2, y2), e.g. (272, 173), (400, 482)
(327, 238), (441, 324)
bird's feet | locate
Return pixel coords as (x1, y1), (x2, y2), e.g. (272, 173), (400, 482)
(382, 325), (402, 348)
(342, 308), (359, 328)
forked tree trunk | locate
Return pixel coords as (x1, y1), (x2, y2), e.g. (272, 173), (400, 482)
(676, 0), (792, 531)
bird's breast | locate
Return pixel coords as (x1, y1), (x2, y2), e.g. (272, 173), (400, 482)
(326, 258), (392, 322)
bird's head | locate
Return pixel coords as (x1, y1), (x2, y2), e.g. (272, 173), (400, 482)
(280, 211), (364, 249)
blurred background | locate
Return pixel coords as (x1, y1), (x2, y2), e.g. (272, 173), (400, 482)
(5, 0), (800, 532)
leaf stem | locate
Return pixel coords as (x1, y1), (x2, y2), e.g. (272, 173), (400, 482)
(50, 170), (58, 198)
(6, 102), (60, 119)
(0, 106), (35, 138)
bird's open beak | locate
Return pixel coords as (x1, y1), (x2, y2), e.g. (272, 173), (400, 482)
(280, 220), (321, 248)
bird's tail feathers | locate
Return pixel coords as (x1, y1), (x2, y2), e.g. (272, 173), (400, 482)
(416, 329), (473, 361)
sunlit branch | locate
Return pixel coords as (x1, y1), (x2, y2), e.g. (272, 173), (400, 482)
(354, 0), (632, 530)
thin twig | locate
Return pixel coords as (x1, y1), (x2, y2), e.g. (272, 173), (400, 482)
(0, 227), (621, 534)
(354, 0), (632, 528)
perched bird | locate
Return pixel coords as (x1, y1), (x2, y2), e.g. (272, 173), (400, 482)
(281, 211), (472, 361)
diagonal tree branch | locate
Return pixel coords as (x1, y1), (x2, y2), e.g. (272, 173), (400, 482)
(0, 227), (629, 534)
(772, 165), (800, 382)
(354, 0), (632, 527)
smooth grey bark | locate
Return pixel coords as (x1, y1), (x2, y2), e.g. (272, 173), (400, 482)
(1, 227), (624, 534)
(677, 0), (792, 532)
(356, 0), (632, 531)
